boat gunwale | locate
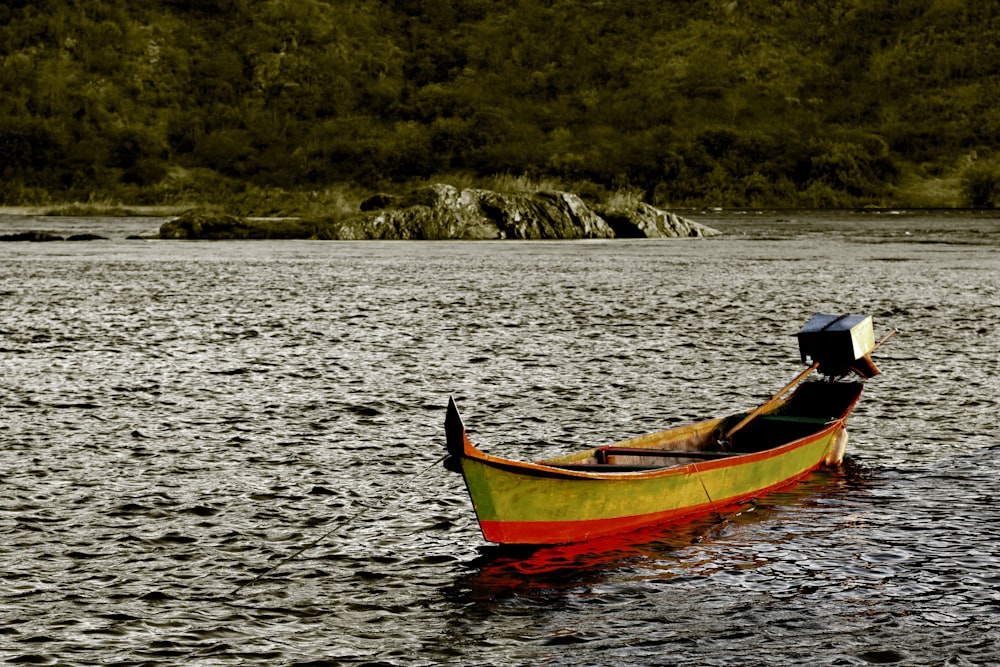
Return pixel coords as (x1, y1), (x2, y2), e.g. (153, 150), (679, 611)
(449, 383), (862, 482)
(464, 418), (848, 481)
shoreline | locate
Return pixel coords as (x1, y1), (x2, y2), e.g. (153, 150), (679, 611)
(3, 205), (995, 218)
(0, 206), (45, 216)
(0, 205), (189, 217)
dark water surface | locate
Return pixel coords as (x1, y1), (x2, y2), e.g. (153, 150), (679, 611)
(1, 210), (998, 666)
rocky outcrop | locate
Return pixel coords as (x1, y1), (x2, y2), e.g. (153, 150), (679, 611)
(335, 184), (718, 240)
(158, 209), (315, 240)
(158, 185), (721, 240)
(0, 231), (110, 242)
(340, 184), (616, 240)
(0, 231), (64, 242)
(597, 202), (719, 238)
(159, 210), (254, 239)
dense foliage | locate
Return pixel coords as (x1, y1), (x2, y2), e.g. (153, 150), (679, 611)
(1, 0), (998, 209)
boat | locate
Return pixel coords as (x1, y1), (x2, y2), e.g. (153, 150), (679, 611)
(444, 313), (896, 545)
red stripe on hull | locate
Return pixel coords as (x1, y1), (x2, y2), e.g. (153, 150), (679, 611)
(478, 467), (819, 544)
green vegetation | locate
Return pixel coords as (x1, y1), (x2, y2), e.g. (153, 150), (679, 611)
(1, 0), (998, 213)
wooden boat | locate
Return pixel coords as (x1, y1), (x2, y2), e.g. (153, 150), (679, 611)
(444, 313), (895, 546)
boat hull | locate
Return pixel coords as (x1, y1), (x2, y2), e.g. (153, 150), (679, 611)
(447, 382), (864, 545)
(459, 425), (842, 544)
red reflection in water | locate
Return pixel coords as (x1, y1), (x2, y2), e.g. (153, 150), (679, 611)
(458, 463), (873, 598)
(461, 504), (748, 598)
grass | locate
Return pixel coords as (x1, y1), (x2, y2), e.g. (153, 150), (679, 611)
(602, 186), (647, 213)
(39, 202), (191, 217)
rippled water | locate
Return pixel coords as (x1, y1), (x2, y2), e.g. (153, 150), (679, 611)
(1, 210), (998, 666)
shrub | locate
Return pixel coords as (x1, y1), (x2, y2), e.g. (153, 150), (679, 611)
(961, 161), (1000, 207)
(0, 118), (65, 173)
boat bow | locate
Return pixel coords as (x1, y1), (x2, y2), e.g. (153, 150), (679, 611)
(443, 396), (470, 473)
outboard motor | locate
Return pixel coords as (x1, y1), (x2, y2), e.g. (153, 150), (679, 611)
(797, 313), (880, 379)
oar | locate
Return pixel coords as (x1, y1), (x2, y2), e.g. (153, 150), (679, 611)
(723, 327), (899, 442)
(722, 362), (820, 442)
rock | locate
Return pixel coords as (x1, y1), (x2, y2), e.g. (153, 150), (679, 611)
(330, 184), (718, 240)
(598, 202), (721, 238)
(158, 209), (313, 240)
(156, 186), (720, 241)
(480, 189), (615, 240)
(0, 231), (64, 242)
(158, 210), (251, 239)
(328, 184), (616, 240)
(67, 234), (109, 241)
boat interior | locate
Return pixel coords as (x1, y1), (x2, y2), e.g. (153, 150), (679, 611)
(727, 381), (863, 450)
(542, 381), (864, 473)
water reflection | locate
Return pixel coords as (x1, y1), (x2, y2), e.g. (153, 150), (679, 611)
(453, 462), (877, 603)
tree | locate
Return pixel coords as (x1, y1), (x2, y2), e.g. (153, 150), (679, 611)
(962, 160), (1000, 208)
(0, 118), (65, 174)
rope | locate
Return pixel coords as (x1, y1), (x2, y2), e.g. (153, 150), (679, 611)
(231, 452), (449, 595)
(691, 462), (726, 524)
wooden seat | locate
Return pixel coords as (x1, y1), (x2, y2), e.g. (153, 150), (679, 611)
(598, 446), (735, 460)
(542, 447), (739, 473)
(545, 463), (667, 472)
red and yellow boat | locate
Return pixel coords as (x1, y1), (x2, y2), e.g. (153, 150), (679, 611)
(444, 313), (895, 545)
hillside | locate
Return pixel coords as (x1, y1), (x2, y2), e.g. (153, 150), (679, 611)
(1, 0), (999, 212)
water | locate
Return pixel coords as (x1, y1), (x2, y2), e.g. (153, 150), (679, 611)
(1, 210), (998, 666)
